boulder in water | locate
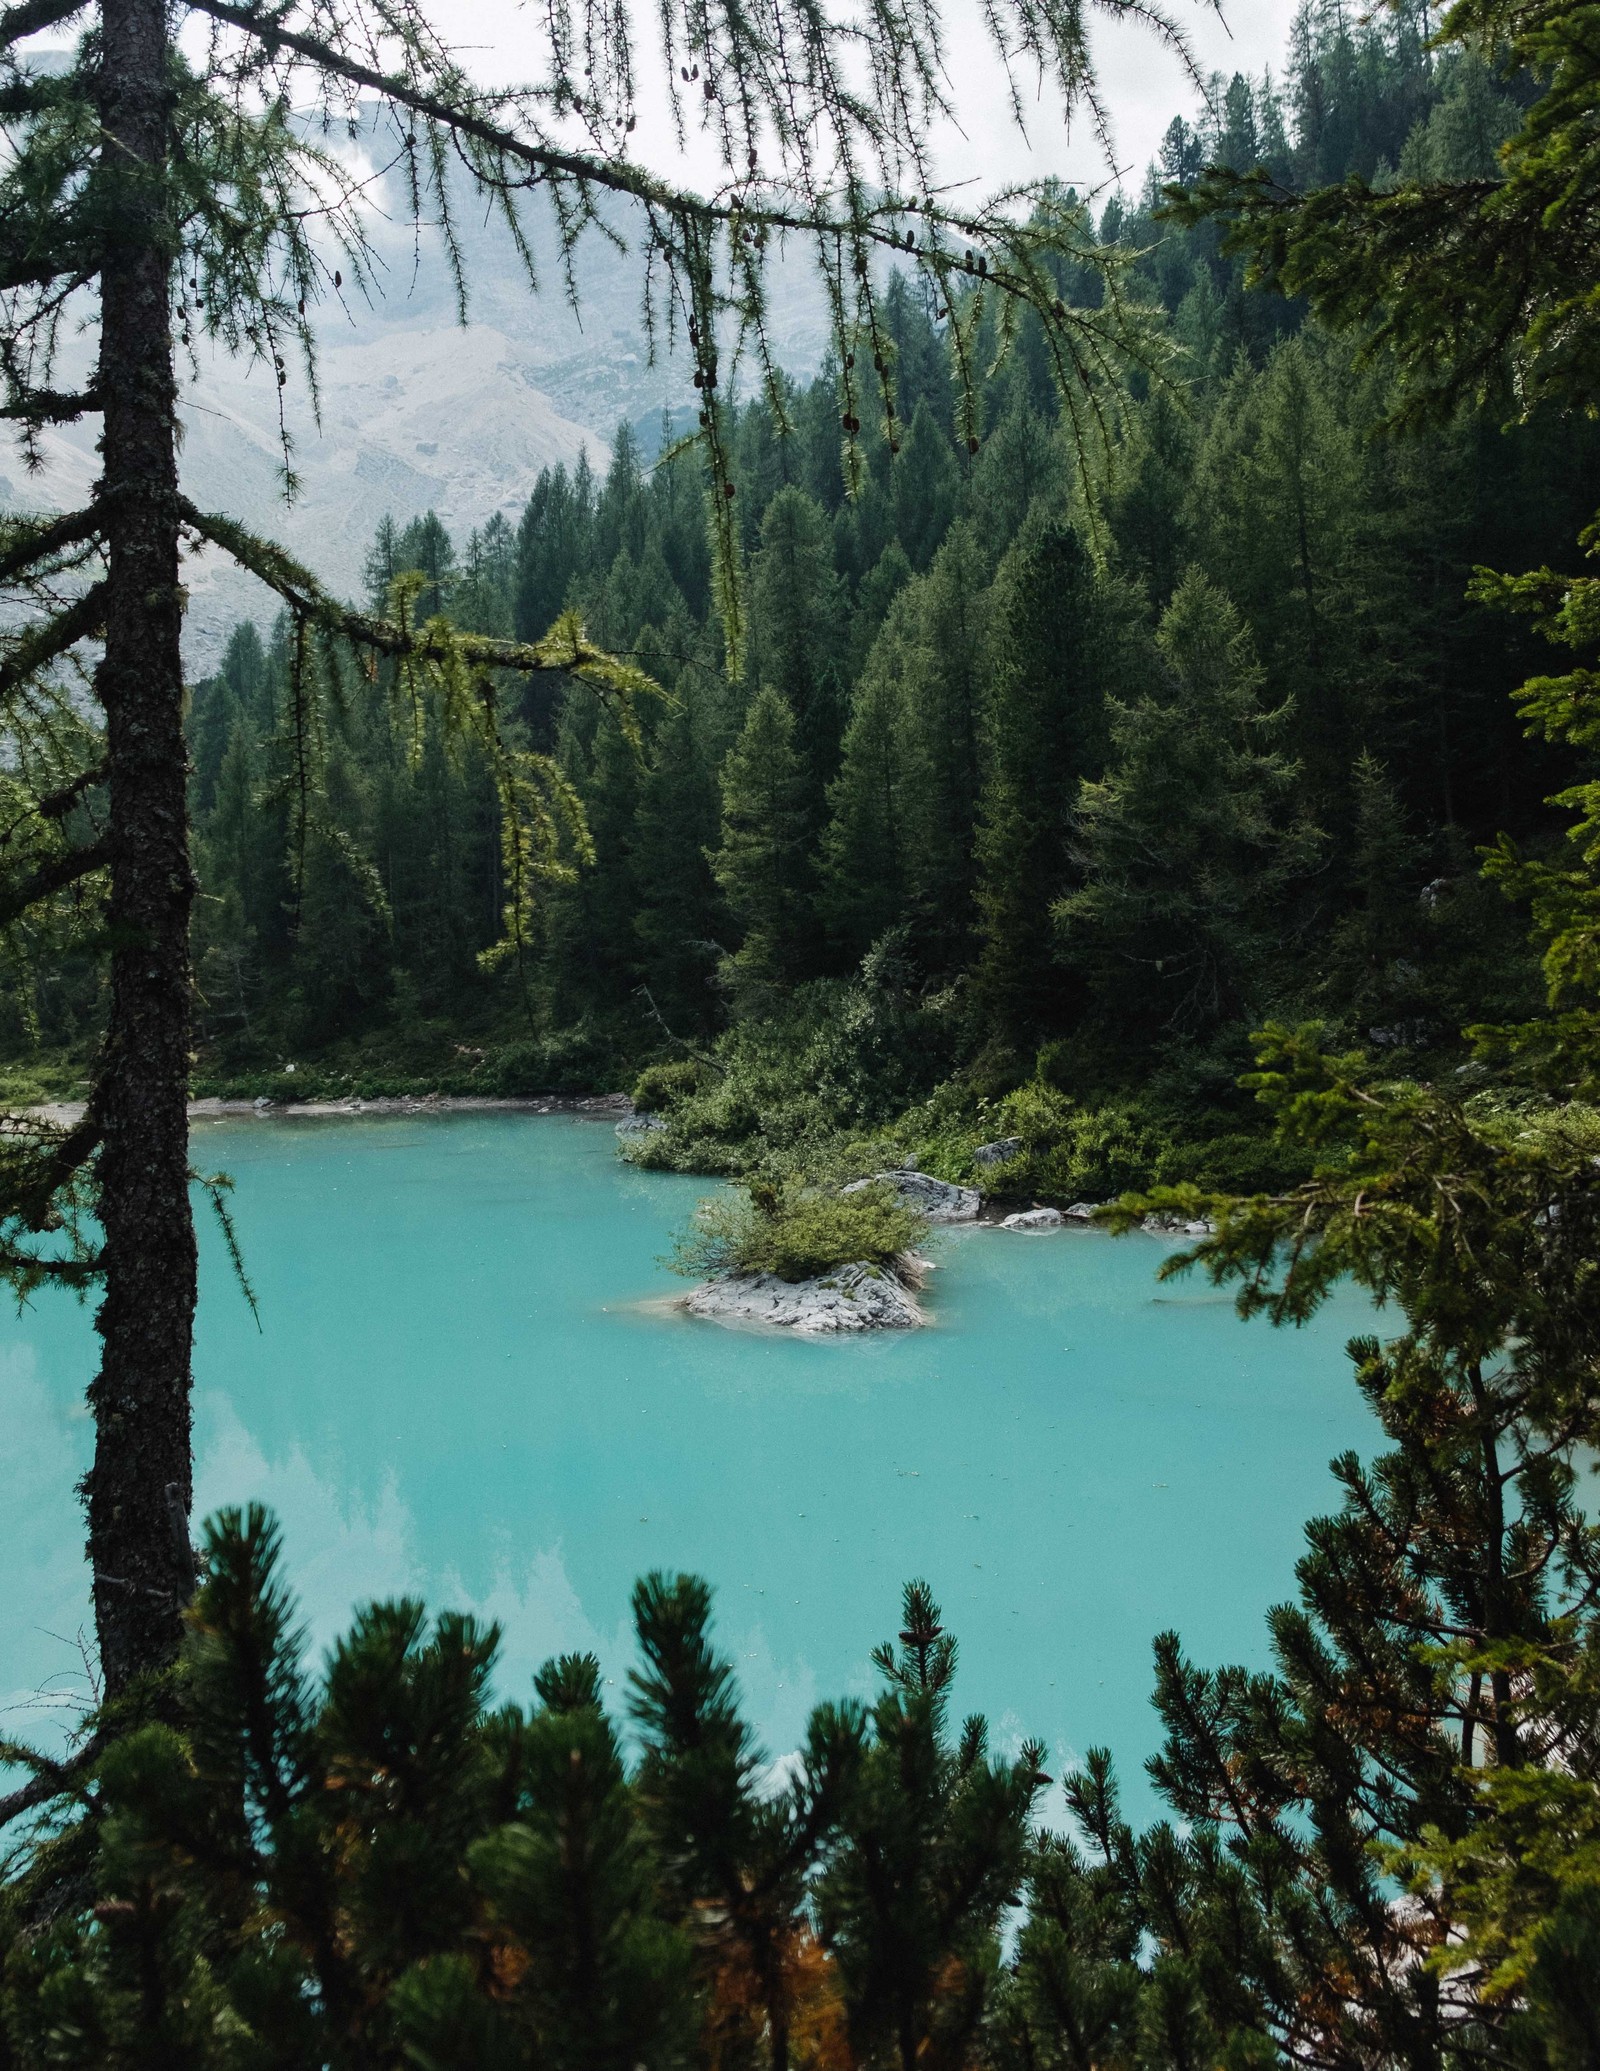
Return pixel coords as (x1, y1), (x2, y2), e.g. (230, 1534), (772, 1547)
(683, 1261), (922, 1333)
(1000, 1207), (1063, 1231)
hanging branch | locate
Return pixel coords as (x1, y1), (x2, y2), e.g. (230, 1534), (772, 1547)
(180, 497), (658, 968)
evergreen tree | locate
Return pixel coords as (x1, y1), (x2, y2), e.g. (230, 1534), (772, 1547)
(817, 1583), (1046, 2071)
(711, 688), (814, 1009)
(1057, 570), (1323, 1043)
(972, 519), (1136, 1060)
(744, 489), (850, 829)
(630, 1571), (865, 2071)
(898, 522), (990, 966)
(1188, 333), (1364, 799)
(890, 401), (959, 572)
(823, 611), (912, 959)
(632, 691), (722, 1032)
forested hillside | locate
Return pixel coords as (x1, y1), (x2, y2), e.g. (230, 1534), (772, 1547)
(10, 1), (1596, 1197)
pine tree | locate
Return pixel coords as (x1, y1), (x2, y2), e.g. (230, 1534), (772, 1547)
(1187, 333), (1364, 800)
(711, 688), (814, 1009)
(1056, 569), (1323, 1043)
(823, 613), (912, 959)
(633, 686), (724, 1033)
(630, 1571), (865, 2071)
(744, 489), (850, 830)
(816, 1583), (1047, 2071)
(899, 522), (990, 967)
(972, 519), (1137, 1060)
(0, 1505), (700, 2070)
(890, 402), (959, 572)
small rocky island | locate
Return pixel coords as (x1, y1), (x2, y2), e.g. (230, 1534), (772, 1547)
(675, 1166), (961, 1333)
(683, 1258), (925, 1333)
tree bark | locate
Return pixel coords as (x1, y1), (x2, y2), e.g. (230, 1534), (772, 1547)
(85, 0), (197, 1695)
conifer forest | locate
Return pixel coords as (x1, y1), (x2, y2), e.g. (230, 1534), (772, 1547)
(2, 0), (1600, 2062)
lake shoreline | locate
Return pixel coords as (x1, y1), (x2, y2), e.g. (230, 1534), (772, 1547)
(23, 1092), (636, 1129)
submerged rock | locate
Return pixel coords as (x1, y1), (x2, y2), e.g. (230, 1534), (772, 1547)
(1000, 1207), (1063, 1231)
(683, 1261), (922, 1333)
(971, 1137), (1022, 1169)
(841, 1170), (980, 1222)
(616, 1112), (667, 1137)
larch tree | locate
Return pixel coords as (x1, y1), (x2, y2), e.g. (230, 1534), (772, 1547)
(0, 0), (1183, 1705)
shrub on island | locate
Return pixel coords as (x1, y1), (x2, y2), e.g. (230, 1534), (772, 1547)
(668, 1177), (927, 1284)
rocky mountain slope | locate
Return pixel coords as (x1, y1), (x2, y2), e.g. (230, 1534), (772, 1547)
(1, 95), (833, 666)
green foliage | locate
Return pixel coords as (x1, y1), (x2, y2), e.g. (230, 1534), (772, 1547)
(1056, 568), (1324, 1043)
(816, 1583), (1048, 2068)
(668, 1178), (926, 1283)
(710, 687), (815, 1010)
(972, 516), (1144, 1059)
(631, 1058), (709, 1113)
(1176, 0), (1600, 425)
(0, 1505), (696, 2071)
(2, 1515), (1065, 2071)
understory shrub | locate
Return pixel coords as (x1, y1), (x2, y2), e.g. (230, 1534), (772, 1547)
(668, 1179), (927, 1282)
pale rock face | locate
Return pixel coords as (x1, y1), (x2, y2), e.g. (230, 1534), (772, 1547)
(841, 1171), (981, 1222)
(971, 1137), (1022, 1168)
(1000, 1207), (1063, 1230)
(1064, 1202), (1100, 1221)
(1, 130), (840, 670)
(683, 1262), (922, 1333)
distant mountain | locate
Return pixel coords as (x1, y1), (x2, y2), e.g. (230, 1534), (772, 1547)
(0, 94), (834, 667)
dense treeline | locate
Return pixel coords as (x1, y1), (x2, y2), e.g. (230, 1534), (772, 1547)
(7, 0), (1583, 1177)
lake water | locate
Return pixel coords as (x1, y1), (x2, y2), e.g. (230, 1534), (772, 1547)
(2, 1112), (1373, 1813)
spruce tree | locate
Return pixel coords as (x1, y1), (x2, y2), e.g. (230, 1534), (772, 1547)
(972, 519), (1137, 1061)
(890, 401), (960, 573)
(744, 488), (850, 831)
(710, 688), (813, 1009)
(1057, 569), (1323, 1043)
(632, 687), (723, 1034)
(899, 521), (990, 967)
(823, 605), (913, 960)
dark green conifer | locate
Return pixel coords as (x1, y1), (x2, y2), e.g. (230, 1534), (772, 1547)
(710, 688), (814, 1008)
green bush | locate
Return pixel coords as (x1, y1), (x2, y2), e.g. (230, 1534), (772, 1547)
(668, 1179), (927, 1283)
(630, 1057), (708, 1112)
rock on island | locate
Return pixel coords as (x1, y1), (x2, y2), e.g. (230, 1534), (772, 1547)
(682, 1260), (923, 1333)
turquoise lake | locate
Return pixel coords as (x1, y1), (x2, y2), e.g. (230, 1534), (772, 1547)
(2, 1112), (1374, 1812)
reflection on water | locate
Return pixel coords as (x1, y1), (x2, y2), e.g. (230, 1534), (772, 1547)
(2, 1114), (1372, 1809)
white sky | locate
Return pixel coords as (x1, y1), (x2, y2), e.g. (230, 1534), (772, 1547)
(28, 0), (1294, 204)
(401, 0), (1292, 202)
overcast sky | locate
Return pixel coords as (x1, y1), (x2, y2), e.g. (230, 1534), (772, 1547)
(29, 0), (1293, 203)
(411, 0), (1291, 201)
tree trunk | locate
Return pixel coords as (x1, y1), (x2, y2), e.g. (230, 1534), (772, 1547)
(85, 0), (197, 1696)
